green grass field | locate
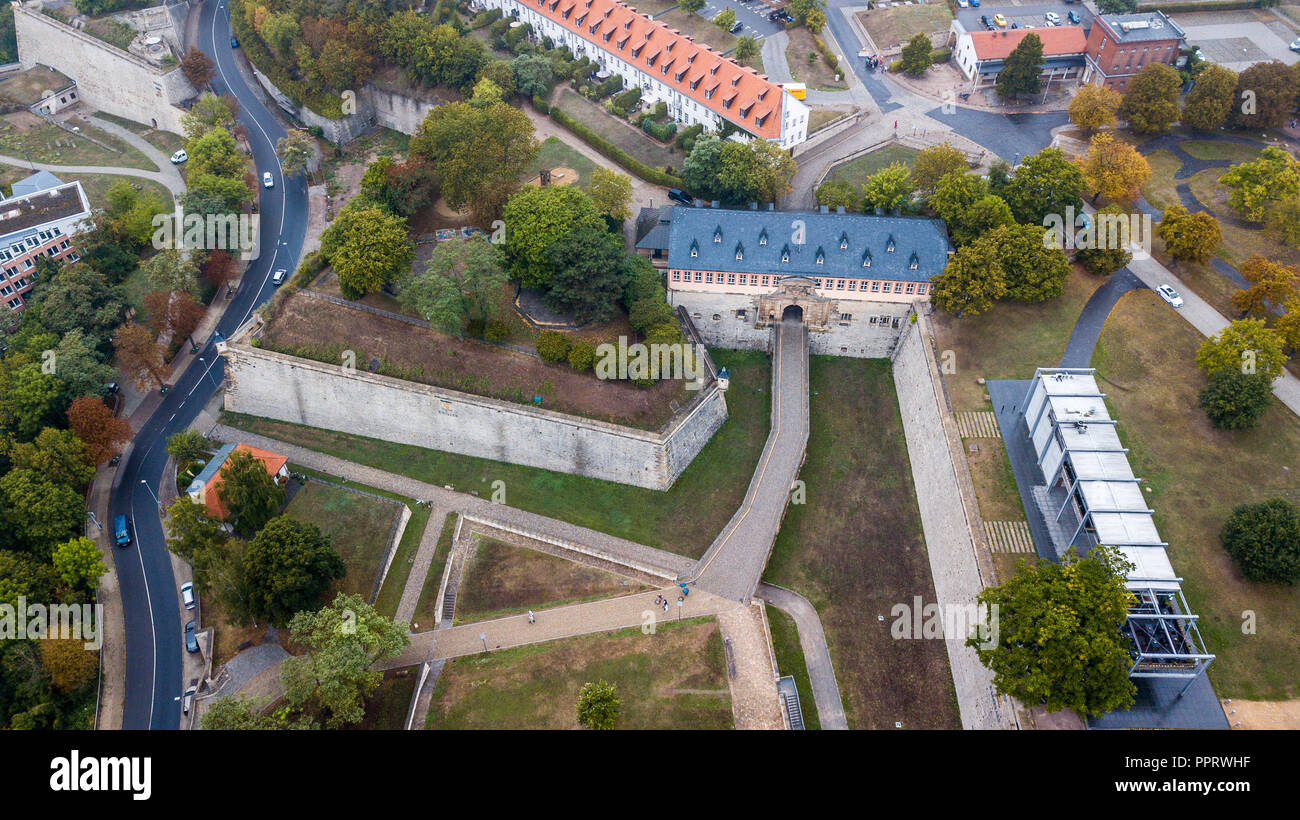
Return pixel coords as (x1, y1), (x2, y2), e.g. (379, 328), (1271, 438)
(527, 136), (597, 188)
(766, 605), (821, 729)
(555, 87), (681, 172)
(412, 513), (458, 629)
(284, 477), (402, 601)
(425, 618), (733, 729)
(825, 143), (920, 191)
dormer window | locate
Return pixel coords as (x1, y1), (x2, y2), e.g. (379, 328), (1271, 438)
(886, 236), (896, 253)
(861, 251), (872, 268)
(647, 50), (659, 66)
(815, 247), (825, 265)
(690, 240), (699, 258)
(618, 35), (630, 49)
(689, 76), (701, 90)
(731, 74), (741, 87)
(780, 245), (790, 263)
(758, 229), (768, 246)
(710, 61), (721, 75)
(713, 227), (723, 244)
(839, 232), (849, 250)
(576, 12), (587, 25)
(624, 18), (632, 29)
(734, 242), (744, 261)
(604, 30), (613, 42)
(909, 253), (919, 270)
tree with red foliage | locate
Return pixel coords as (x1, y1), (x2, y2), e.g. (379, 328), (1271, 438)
(67, 396), (133, 465)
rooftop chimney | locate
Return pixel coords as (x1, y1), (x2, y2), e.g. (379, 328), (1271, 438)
(819, 205), (829, 214)
(836, 206), (846, 214)
(711, 200), (720, 208)
(749, 202), (758, 210)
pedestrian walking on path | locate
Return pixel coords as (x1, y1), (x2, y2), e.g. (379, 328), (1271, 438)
(527, 610), (535, 624)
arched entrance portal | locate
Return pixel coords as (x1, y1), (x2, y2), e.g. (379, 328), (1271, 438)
(782, 304), (804, 323)
(760, 277), (834, 330)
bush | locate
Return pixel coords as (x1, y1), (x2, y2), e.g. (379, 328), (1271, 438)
(930, 48), (951, 64)
(568, 340), (596, 371)
(1220, 498), (1300, 584)
(612, 87), (642, 115)
(641, 118), (677, 142)
(484, 320), (510, 343)
(1198, 370), (1273, 430)
(675, 123), (704, 152)
(465, 318), (486, 338)
(549, 107), (685, 187)
(536, 330), (572, 363)
(532, 94), (550, 114)
(472, 8), (503, 28)
(630, 297), (676, 335)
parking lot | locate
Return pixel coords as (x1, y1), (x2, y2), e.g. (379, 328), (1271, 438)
(695, 0), (787, 41)
(954, 1), (1092, 34)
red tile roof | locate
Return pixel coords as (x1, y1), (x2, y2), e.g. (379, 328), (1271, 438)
(202, 444), (288, 520)
(970, 26), (1087, 60)
(522, 0), (787, 139)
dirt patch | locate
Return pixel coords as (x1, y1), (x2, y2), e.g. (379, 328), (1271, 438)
(525, 166), (578, 187)
(1221, 698), (1300, 729)
(261, 290), (692, 429)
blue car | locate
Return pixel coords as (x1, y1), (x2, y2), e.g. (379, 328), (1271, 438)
(231, 35), (239, 48)
(113, 514), (132, 548)
(185, 621), (199, 653)
(971, 0), (980, 7)
(1068, 10), (1081, 24)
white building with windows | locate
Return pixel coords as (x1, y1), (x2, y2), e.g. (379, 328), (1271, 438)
(485, 0), (809, 148)
(0, 171), (91, 315)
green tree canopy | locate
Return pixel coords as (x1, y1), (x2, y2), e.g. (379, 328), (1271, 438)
(930, 240), (1007, 317)
(397, 237), (508, 336)
(243, 516), (345, 627)
(1001, 146), (1085, 226)
(320, 205), (414, 299)
(899, 33), (932, 77)
(52, 536), (106, 593)
(861, 162), (915, 213)
(995, 33), (1044, 99)
(1195, 318), (1287, 381)
(502, 185), (603, 289)
(1220, 498), (1300, 584)
(1198, 370), (1273, 431)
(1182, 64), (1238, 132)
(1117, 63), (1182, 134)
(576, 679), (620, 729)
(215, 449), (286, 538)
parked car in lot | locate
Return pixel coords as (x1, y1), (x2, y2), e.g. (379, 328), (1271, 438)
(170, 149), (187, 164)
(970, 0), (980, 6)
(1157, 284), (1184, 308)
(1291, 38), (1300, 52)
(1068, 10), (1081, 24)
(980, 14), (992, 29)
(262, 171), (274, 188)
(957, 0), (968, 7)
(185, 620), (199, 653)
(993, 13), (1008, 27)
(729, 20), (744, 33)
(668, 188), (694, 206)
(271, 268), (287, 286)
(113, 514), (132, 548)
(181, 582), (196, 610)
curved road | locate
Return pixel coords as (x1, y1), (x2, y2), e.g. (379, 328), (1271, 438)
(111, 0), (307, 730)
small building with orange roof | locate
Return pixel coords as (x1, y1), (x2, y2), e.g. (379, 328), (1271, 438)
(185, 443), (290, 520)
(953, 25), (1088, 89)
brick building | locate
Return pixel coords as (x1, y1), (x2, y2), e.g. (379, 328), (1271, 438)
(1082, 11), (1186, 90)
(0, 171), (91, 316)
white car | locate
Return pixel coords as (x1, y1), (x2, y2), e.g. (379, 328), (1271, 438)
(1044, 11), (1060, 24)
(170, 149), (187, 164)
(957, 0), (969, 7)
(1291, 38), (1300, 52)
(271, 268), (287, 286)
(262, 171), (274, 188)
(180, 581), (195, 610)
(1156, 284), (1184, 308)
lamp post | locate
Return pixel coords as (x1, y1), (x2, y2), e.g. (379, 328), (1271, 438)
(198, 357), (220, 389)
(141, 479), (162, 509)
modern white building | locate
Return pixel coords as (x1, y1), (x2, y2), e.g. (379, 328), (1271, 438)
(485, 0), (810, 148)
(0, 171), (91, 315)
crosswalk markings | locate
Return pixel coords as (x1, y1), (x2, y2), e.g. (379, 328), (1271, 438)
(984, 520), (1034, 554)
(957, 411), (1001, 439)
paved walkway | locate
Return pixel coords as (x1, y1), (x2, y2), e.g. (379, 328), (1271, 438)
(689, 317), (808, 601)
(1059, 269), (1145, 368)
(757, 582), (848, 730)
(394, 507), (452, 625)
(87, 115), (187, 197)
(716, 604), (784, 730)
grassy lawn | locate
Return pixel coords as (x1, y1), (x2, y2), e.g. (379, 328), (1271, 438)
(786, 26), (846, 91)
(221, 348), (771, 559)
(412, 513), (458, 629)
(762, 357), (960, 729)
(622, 0), (678, 14)
(930, 266), (1102, 411)
(1090, 289), (1300, 700)
(555, 87), (681, 172)
(454, 538), (645, 623)
(766, 606), (821, 729)
(93, 111), (186, 156)
(425, 618), (733, 729)
(284, 476), (402, 601)
(527, 136), (597, 188)
(0, 114), (157, 170)
(858, 3), (953, 49)
(657, 8), (737, 55)
(357, 667), (419, 730)
(808, 106), (853, 134)
(1180, 140), (1263, 163)
(53, 171), (173, 212)
(825, 143), (919, 190)
(1139, 149), (1182, 211)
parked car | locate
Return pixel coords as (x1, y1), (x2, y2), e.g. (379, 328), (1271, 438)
(993, 13), (1008, 27)
(230, 35), (239, 48)
(169, 149), (187, 164)
(1291, 38), (1300, 53)
(1157, 284), (1184, 308)
(1044, 11), (1061, 24)
(180, 582), (196, 610)
(729, 20), (744, 34)
(1068, 10), (1081, 24)
(271, 268), (287, 286)
(105, 381), (120, 394)
(182, 686), (196, 715)
(113, 514), (132, 548)
(957, 0), (968, 6)
(185, 620), (199, 653)
(1011, 22), (1020, 29)
(970, 0), (980, 6)
(262, 171), (274, 188)
(668, 188), (694, 206)
(980, 14), (991, 29)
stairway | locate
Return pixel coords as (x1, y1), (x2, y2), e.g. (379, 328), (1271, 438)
(777, 675), (805, 730)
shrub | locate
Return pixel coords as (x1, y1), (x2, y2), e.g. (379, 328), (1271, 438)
(484, 320), (510, 343)
(549, 107), (685, 187)
(931, 49), (951, 64)
(1220, 498), (1300, 584)
(568, 340), (596, 371)
(641, 118), (677, 142)
(630, 297), (676, 335)
(532, 94), (550, 114)
(676, 123), (704, 152)
(1198, 370), (1273, 430)
(536, 330), (572, 363)
(465, 318), (486, 338)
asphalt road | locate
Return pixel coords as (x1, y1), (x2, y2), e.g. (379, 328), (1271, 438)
(112, 0), (307, 730)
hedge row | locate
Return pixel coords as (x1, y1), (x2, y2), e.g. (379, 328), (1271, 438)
(229, 0), (344, 120)
(811, 32), (840, 75)
(549, 106), (685, 187)
(931, 48), (951, 64)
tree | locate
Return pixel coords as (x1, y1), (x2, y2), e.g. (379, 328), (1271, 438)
(0, 362), (66, 442)
(113, 322), (172, 390)
(510, 54), (554, 98)
(1220, 498), (1300, 584)
(861, 162), (914, 212)
(243, 516), (344, 626)
(1181, 64), (1238, 132)
(39, 639), (99, 694)
(587, 168), (633, 222)
(166, 430), (211, 466)
(930, 240), (1007, 317)
(970, 546), (1136, 718)
(679, 0), (705, 12)
(1195, 318), (1287, 382)
(186, 126), (245, 181)
(409, 100), (538, 223)
(955, 195), (1016, 248)
(545, 229), (630, 324)
(51, 329), (115, 402)
(1079, 131), (1151, 204)
(733, 35), (759, 63)
(1076, 204), (1133, 276)
(502, 185), (603, 289)
(181, 45), (215, 90)
(1095, 0), (1136, 11)
(1001, 146), (1085, 226)
(899, 33), (932, 78)
(985, 224), (1071, 302)
(1230, 61), (1300, 130)
(910, 142), (967, 198)
(277, 130), (314, 180)
(140, 250), (201, 301)
(995, 33), (1044, 100)
(164, 498), (231, 592)
(576, 680), (619, 729)
(713, 8), (736, 30)
(1232, 256), (1298, 317)
(0, 470), (84, 556)
(1117, 63), (1182, 134)
(1157, 205), (1221, 264)
(814, 179), (859, 212)
(67, 396), (132, 465)
(201, 696), (282, 730)
(7, 427), (94, 488)
(144, 290), (204, 348)
(928, 171), (988, 227)
(1276, 296), (1300, 352)
(683, 135), (797, 206)
(216, 449), (285, 538)
(52, 537), (106, 593)
(1198, 370), (1273, 430)
(280, 593), (409, 727)
(202, 249), (237, 292)
(320, 205), (414, 299)
(29, 263), (125, 345)
(1067, 84), (1121, 133)
(181, 93), (238, 140)
(1264, 194), (1300, 247)
(398, 237), (508, 336)
(1219, 147), (1300, 223)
